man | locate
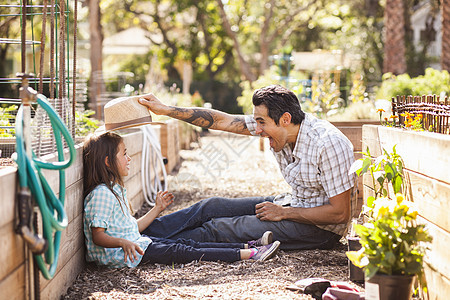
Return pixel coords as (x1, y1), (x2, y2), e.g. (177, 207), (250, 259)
(138, 85), (356, 250)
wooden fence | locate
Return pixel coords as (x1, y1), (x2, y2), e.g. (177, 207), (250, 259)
(0, 121), (183, 299)
(392, 94), (450, 134)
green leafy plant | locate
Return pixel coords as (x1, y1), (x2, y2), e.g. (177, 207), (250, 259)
(376, 68), (450, 100)
(349, 145), (404, 209)
(0, 105), (17, 137)
(237, 66), (308, 114)
(347, 193), (432, 279)
(347, 145), (432, 292)
(348, 73), (368, 104)
(309, 71), (344, 117)
(75, 110), (100, 138)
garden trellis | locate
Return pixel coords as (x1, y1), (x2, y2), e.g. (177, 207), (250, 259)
(0, 0), (83, 158)
(392, 94), (450, 134)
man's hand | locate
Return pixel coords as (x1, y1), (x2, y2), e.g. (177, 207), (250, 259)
(255, 201), (286, 222)
(155, 190), (174, 213)
(138, 94), (169, 115)
(119, 239), (144, 263)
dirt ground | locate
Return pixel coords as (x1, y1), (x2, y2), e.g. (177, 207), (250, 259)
(60, 131), (361, 299)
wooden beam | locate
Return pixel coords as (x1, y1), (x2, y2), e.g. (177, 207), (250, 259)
(39, 247), (85, 299)
(423, 262), (450, 300)
(363, 125), (450, 183)
(0, 263), (26, 300)
(420, 216), (450, 280)
(39, 214), (84, 291)
(0, 167), (18, 228)
(407, 171), (450, 232)
(0, 222), (25, 283)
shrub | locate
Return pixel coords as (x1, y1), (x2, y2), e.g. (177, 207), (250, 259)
(376, 68), (450, 100)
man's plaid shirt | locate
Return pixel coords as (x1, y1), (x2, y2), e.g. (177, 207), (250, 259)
(246, 113), (356, 236)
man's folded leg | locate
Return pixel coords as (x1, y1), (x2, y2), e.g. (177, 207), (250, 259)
(142, 196), (273, 238)
(169, 215), (341, 250)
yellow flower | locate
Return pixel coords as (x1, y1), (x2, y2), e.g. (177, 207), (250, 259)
(403, 200), (419, 218)
(373, 197), (393, 218)
(389, 115), (398, 119)
(377, 108), (385, 113)
(396, 193), (404, 204)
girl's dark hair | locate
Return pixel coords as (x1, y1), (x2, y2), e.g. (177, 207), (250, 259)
(252, 85), (305, 125)
(83, 132), (131, 213)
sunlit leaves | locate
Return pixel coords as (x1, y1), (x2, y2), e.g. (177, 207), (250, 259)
(347, 195), (432, 278)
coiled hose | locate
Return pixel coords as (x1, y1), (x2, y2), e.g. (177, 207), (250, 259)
(15, 93), (76, 280)
(140, 124), (167, 205)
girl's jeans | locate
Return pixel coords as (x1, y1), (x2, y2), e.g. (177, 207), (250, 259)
(140, 236), (243, 264)
(142, 196), (341, 250)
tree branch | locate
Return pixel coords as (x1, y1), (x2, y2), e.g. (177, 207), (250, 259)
(216, 0), (256, 82)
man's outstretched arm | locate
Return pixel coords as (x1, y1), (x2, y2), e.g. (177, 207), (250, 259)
(139, 94), (251, 135)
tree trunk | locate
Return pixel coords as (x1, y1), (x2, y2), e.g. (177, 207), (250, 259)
(383, 0), (407, 75)
(216, 0), (256, 82)
(88, 0), (103, 118)
(442, 0), (450, 71)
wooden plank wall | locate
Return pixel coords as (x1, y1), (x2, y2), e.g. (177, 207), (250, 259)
(152, 120), (181, 174)
(0, 131), (147, 300)
(362, 125), (450, 300)
(331, 121), (379, 219)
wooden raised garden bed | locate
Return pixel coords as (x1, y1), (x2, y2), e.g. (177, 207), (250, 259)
(362, 125), (450, 299)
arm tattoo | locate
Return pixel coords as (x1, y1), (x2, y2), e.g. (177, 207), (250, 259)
(170, 107), (216, 128)
(169, 107), (249, 134)
(230, 116), (248, 132)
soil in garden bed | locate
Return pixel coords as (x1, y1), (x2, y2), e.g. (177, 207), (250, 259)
(0, 158), (16, 168)
(63, 132), (361, 299)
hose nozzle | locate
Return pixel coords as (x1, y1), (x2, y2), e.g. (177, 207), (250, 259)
(19, 226), (48, 255)
(16, 187), (48, 255)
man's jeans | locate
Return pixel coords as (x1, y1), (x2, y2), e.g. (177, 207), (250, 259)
(142, 196), (341, 250)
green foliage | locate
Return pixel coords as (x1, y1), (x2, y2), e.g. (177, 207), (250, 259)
(300, 0), (384, 86)
(190, 91), (204, 107)
(376, 68), (450, 100)
(101, 0), (235, 82)
(325, 101), (379, 121)
(347, 145), (432, 282)
(236, 66), (307, 114)
(347, 194), (432, 278)
(349, 145), (405, 205)
(0, 105), (17, 137)
(348, 74), (368, 104)
(75, 110), (99, 138)
(308, 71), (344, 117)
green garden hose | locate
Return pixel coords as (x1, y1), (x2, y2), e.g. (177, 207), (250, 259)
(15, 93), (76, 280)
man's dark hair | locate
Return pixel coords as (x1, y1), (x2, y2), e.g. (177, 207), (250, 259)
(252, 85), (305, 125)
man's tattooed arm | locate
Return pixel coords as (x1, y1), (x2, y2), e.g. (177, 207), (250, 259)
(168, 107), (250, 135)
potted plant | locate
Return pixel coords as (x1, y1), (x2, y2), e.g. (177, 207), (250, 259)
(347, 220), (365, 283)
(347, 193), (432, 299)
(347, 146), (432, 299)
(346, 145), (405, 283)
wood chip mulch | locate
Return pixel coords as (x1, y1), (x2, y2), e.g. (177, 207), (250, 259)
(62, 131), (362, 299)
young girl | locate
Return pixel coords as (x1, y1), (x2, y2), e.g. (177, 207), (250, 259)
(83, 132), (280, 268)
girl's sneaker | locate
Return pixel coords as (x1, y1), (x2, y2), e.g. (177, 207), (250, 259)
(251, 241), (281, 261)
(247, 231), (273, 248)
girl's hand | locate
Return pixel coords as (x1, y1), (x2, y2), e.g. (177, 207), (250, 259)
(155, 190), (174, 212)
(120, 239), (144, 263)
